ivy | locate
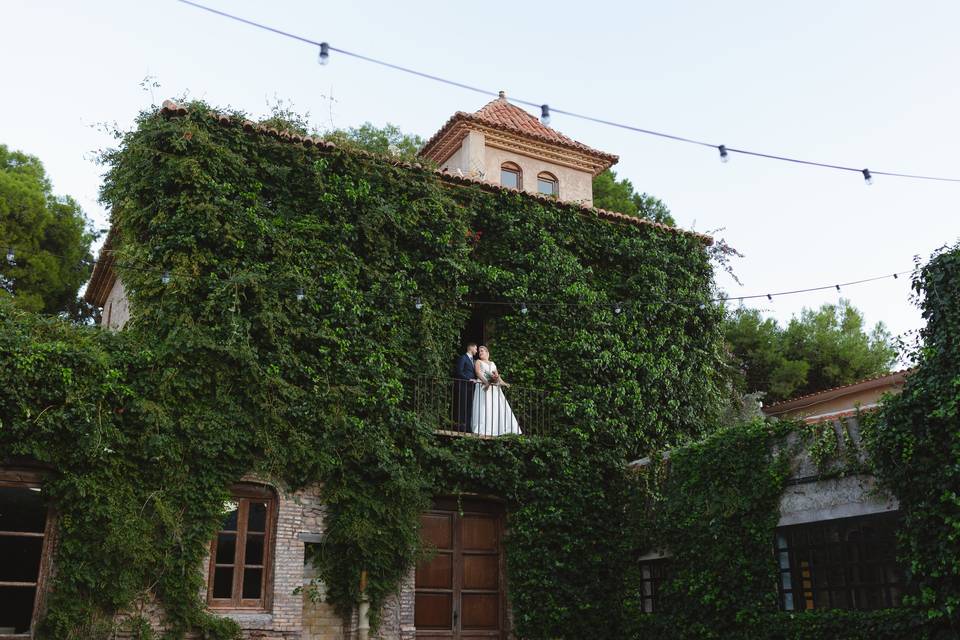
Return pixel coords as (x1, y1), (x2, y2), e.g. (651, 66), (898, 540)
(863, 241), (960, 633)
(0, 101), (725, 638)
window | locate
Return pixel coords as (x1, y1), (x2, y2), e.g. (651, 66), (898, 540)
(775, 513), (904, 612)
(500, 163), (522, 190)
(208, 485), (275, 609)
(537, 172), (558, 197)
(638, 559), (669, 613)
(0, 470), (52, 637)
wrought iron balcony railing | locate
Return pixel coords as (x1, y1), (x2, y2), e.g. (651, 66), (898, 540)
(414, 377), (550, 437)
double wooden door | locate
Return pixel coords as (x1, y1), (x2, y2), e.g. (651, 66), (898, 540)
(415, 498), (505, 639)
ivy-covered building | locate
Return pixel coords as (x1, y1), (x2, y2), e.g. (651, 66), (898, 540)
(3, 93), (953, 640)
(2, 96), (724, 640)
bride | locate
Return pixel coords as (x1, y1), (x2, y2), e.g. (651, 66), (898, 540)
(471, 346), (522, 436)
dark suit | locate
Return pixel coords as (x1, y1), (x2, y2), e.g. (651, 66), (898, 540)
(453, 353), (476, 432)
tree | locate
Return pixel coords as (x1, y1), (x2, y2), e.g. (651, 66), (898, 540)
(323, 123), (427, 164)
(724, 299), (897, 404)
(591, 169), (675, 225)
(0, 144), (95, 316)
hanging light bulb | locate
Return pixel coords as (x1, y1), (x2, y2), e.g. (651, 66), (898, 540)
(5, 247), (13, 264)
(161, 270), (171, 285)
(540, 104), (551, 126)
(296, 287), (305, 302)
(614, 302), (622, 315)
(718, 145), (729, 163)
(414, 297), (423, 310)
(318, 42), (330, 66)
(767, 294), (773, 301)
(862, 168), (873, 185)
(893, 273), (898, 279)
(520, 303), (529, 315)
(835, 284), (841, 292)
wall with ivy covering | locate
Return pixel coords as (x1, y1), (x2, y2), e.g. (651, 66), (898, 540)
(0, 101), (726, 639)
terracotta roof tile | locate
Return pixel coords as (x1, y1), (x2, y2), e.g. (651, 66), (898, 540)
(763, 368), (914, 414)
(420, 93), (618, 172)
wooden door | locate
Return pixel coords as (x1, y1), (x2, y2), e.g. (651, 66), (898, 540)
(415, 498), (505, 640)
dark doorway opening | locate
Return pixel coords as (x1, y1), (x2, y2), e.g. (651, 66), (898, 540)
(461, 306), (494, 349)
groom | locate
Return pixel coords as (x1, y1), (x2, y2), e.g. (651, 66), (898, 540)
(453, 343), (478, 432)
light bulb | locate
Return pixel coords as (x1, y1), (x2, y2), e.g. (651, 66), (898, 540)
(614, 303), (622, 315)
(767, 294), (773, 301)
(296, 287), (305, 302)
(862, 168), (873, 186)
(540, 104), (551, 126)
(520, 303), (529, 315)
(318, 42), (330, 66)
(415, 297), (423, 310)
(5, 247), (13, 264)
(161, 271), (171, 285)
(718, 145), (729, 163)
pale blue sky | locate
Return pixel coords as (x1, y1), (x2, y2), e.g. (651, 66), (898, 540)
(5, 1), (959, 346)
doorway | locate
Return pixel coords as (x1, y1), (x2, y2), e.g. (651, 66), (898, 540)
(415, 498), (506, 639)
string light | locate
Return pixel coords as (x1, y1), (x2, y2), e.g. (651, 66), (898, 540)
(767, 294), (773, 301)
(835, 284), (840, 292)
(718, 145), (729, 163)
(174, 0), (960, 186)
(296, 287), (305, 302)
(614, 302), (622, 315)
(540, 105), (551, 126)
(520, 303), (529, 315)
(414, 297), (423, 310)
(161, 271), (171, 284)
(863, 169), (873, 186)
(5, 248), (13, 265)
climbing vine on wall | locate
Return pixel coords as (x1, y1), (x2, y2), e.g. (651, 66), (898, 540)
(863, 241), (960, 633)
(0, 101), (726, 639)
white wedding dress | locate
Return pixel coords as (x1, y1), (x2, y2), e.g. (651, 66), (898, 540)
(471, 360), (522, 436)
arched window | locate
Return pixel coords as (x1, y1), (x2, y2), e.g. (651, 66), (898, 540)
(537, 172), (559, 197)
(208, 483), (277, 610)
(500, 162), (522, 190)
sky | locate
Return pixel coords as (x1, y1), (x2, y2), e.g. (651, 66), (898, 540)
(4, 0), (959, 351)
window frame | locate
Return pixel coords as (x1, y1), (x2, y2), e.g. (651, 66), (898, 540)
(500, 162), (522, 190)
(775, 512), (904, 612)
(637, 558), (669, 614)
(536, 172), (559, 197)
(0, 468), (55, 640)
(206, 484), (277, 611)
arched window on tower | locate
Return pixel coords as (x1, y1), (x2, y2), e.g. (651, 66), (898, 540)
(500, 162), (522, 190)
(537, 171), (559, 197)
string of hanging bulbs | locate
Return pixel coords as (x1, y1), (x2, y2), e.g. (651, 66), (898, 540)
(175, 0), (960, 186)
(3, 246), (915, 310)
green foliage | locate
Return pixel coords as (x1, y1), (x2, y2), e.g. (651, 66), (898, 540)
(864, 241), (960, 629)
(0, 144), (95, 316)
(0, 101), (725, 638)
(725, 300), (896, 403)
(628, 418), (946, 639)
(591, 169), (675, 225)
(323, 122), (428, 164)
(630, 420), (793, 637)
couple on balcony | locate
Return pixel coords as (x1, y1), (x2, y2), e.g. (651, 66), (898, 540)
(453, 343), (522, 436)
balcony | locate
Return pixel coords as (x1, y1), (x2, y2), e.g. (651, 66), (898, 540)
(414, 377), (551, 438)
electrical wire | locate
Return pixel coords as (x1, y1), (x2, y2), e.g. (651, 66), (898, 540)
(175, 0), (960, 184)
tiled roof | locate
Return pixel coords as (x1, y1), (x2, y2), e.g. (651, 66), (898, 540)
(762, 368), (914, 415)
(420, 92), (618, 172)
(84, 227), (118, 307)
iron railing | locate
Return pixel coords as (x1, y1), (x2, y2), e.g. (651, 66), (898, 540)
(414, 377), (550, 437)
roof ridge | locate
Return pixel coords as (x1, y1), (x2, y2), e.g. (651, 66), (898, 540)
(156, 100), (707, 243)
(419, 98), (618, 171)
